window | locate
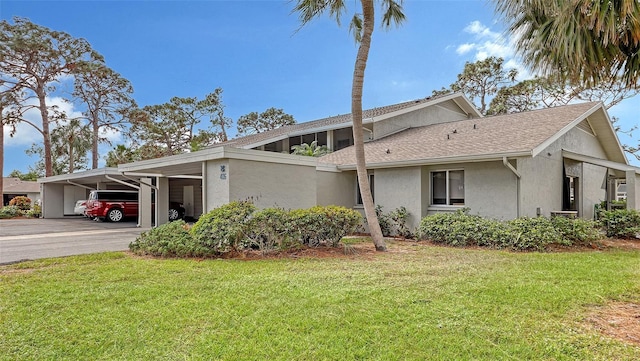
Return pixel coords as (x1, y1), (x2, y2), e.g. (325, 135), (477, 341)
(356, 174), (374, 205)
(431, 170), (464, 205)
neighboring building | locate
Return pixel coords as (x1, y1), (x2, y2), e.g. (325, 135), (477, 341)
(38, 93), (639, 229)
(2, 177), (41, 206)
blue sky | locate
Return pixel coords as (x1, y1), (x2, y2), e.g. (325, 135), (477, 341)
(2, 0), (639, 175)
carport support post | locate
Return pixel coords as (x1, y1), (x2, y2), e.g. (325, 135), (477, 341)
(156, 177), (169, 226)
(139, 178), (153, 228)
(625, 170), (637, 210)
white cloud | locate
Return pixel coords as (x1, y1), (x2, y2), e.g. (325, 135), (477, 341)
(100, 127), (122, 144)
(464, 21), (500, 40)
(455, 20), (526, 75)
(3, 96), (86, 147)
(456, 43), (475, 55)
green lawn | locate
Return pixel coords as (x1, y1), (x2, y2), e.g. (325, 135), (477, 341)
(1, 241), (639, 360)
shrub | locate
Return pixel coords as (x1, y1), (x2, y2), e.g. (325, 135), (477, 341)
(375, 205), (393, 237)
(599, 209), (640, 238)
(506, 217), (562, 251)
(417, 209), (510, 247)
(9, 196), (31, 211)
(551, 216), (601, 245)
(246, 207), (296, 252)
(388, 206), (413, 238)
(289, 206), (362, 247)
(132, 203), (363, 258)
(129, 220), (208, 257)
(417, 210), (601, 251)
(0, 205), (21, 219)
(375, 205), (414, 238)
(190, 201), (256, 254)
(25, 204), (42, 218)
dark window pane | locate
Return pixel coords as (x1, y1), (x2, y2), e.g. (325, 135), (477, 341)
(431, 172), (446, 205)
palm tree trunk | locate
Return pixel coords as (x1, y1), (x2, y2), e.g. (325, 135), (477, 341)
(353, 0), (386, 251)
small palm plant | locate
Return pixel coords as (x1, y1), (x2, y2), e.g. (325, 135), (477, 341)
(290, 141), (331, 157)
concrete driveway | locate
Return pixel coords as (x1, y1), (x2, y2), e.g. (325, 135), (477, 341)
(0, 218), (148, 265)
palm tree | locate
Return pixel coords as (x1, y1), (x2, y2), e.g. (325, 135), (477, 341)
(493, 0), (640, 87)
(50, 119), (92, 173)
(293, 0), (405, 251)
(291, 141), (331, 157)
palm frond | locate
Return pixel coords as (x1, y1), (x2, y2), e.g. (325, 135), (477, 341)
(380, 0), (405, 28)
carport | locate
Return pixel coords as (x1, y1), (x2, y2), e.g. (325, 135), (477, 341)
(38, 167), (203, 228)
(39, 146), (321, 228)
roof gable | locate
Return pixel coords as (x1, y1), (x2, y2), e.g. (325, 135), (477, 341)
(319, 102), (620, 168)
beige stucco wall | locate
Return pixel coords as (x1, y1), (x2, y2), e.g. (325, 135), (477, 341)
(228, 159), (317, 210)
(316, 170), (356, 208)
(582, 163), (607, 219)
(373, 101), (469, 140)
(205, 159), (230, 211)
(41, 183), (65, 218)
(562, 127), (608, 158)
(422, 161), (518, 220)
(518, 126), (610, 218)
(517, 154), (563, 218)
(375, 167), (423, 229)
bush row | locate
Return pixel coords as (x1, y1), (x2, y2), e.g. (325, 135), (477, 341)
(417, 209), (602, 251)
(0, 204), (41, 219)
(130, 202), (362, 258)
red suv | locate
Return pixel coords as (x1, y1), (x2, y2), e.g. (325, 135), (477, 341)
(85, 190), (138, 222)
(85, 190), (186, 222)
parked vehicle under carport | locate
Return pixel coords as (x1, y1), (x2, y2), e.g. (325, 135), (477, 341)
(85, 190), (185, 222)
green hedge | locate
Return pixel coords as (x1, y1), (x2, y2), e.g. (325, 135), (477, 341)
(129, 202), (363, 258)
(417, 209), (602, 251)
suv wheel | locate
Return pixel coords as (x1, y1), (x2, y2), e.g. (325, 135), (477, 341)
(107, 208), (124, 222)
(168, 208), (180, 221)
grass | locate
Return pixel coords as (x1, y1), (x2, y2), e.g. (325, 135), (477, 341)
(1, 242), (639, 360)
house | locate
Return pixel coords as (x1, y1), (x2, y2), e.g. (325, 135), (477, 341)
(2, 177), (41, 207)
(38, 93), (639, 229)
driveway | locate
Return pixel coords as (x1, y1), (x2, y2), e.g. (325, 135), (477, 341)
(0, 218), (148, 265)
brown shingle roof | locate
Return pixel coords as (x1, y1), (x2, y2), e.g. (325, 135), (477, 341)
(319, 102), (600, 167)
(220, 96), (443, 148)
(2, 177), (40, 193)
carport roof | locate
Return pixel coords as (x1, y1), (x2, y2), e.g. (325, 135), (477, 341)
(38, 168), (125, 185)
(115, 146), (320, 176)
(39, 147), (323, 185)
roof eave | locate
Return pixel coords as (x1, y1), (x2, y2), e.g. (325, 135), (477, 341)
(332, 151), (532, 170)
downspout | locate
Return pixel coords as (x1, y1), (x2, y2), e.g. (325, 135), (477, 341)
(503, 157), (521, 218)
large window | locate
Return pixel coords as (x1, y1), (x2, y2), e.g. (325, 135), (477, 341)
(431, 170), (464, 205)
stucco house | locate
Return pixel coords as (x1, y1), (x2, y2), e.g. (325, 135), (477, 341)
(38, 93), (639, 229)
(2, 177), (41, 206)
